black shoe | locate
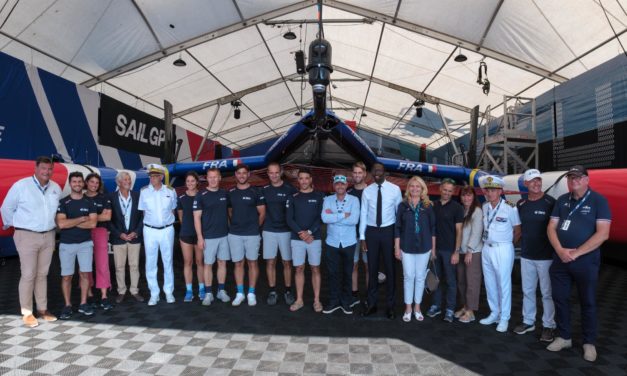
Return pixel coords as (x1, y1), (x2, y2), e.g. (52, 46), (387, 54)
(100, 298), (113, 311)
(266, 291), (278, 306)
(78, 303), (94, 316)
(540, 327), (555, 342)
(59, 305), (73, 320)
(284, 290), (295, 306)
(323, 304), (342, 314)
(386, 308), (396, 320)
(349, 295), (360, 308)
(362, 305), (377, 317)
(341, 304), (353, 315)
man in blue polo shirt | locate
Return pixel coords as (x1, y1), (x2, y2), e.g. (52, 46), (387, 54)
(547, 165), (611, 362)
(55, 172), (97, 319)
(322, 175), (360, 315)
(228, 165), (266, 307)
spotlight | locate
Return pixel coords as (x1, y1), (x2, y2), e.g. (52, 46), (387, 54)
(477, 61), (490, 95)
(294, 111), (302, 116)
(361, 112), (367, 117)
(283, 30), (297, 40)
(173, 52), (186, 67)
(414, 99), (425, 118)
(231, 100), (241, 120)
(416, 107), (423, 118)
(454, 46), (467, 62)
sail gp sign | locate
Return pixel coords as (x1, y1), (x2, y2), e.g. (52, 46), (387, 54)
(99, 94), (168, 158)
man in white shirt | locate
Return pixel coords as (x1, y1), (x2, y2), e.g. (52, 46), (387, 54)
(1, 156), (62, 327)
(478, 175), (521, 333)
(359, 163), (402, 319)
(138, 164), (178, 306)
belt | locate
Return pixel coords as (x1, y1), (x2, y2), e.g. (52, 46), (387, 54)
(144, 223), (173, 230)
(14, 227), (52, 234)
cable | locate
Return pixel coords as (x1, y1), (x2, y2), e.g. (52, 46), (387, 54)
(600, 0), (627, 58)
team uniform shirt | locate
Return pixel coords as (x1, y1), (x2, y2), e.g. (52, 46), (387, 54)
(482, 199), (521, 244)
(286, 191), (325, 240)
(321, 193), (360, 248)
(359, 180), (402, 240)
(1, 176), (62, 232)
(86, 193), (112, 228)
(228, 186), (265, 236)
(517, 195), (556, 260)
(177, 193), (197, 237)
(551, 189), (611, 251)
(262, 182), (297, 233)
(433, 200), (465, 251)
(193, 189), (229, 239)
(57, 195), (97, 244)
(138, 184), (177, 227)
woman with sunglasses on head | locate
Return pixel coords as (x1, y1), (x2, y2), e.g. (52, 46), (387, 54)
(177, 171), (205, 302)
(394, 176), (436, 322)
(84, 173), (113, 310)
(455, 186), (483, 323)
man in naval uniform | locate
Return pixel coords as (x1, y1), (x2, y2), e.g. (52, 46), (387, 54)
(138, 164), (178, 306)
(478, 175), (521, 333)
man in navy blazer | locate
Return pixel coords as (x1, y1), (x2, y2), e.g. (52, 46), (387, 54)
(109, 172), (144, 303)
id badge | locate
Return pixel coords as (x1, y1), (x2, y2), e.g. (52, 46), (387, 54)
(560, 220), (571, 231)
(482, 230), (489, 241)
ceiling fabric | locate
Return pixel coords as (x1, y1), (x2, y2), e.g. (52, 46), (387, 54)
(1, 0), (625, 150)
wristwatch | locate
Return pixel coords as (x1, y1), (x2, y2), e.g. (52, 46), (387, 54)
(307, 230), (312, 235)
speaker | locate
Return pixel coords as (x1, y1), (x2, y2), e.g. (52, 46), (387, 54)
(295, 50), (305, 74)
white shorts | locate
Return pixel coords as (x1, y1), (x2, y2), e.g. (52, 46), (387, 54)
(228, 234), (261, 262)
(203, 236), (230, 264)
(291, 239), (322, 267)
(262, 231), (292, 260)
(59, 241), (94, 276)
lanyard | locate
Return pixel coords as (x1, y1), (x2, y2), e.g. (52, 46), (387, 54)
(119, 192), (132, 217)
(485, 199), (502, 230)
(32, 176), (48, 195)
(335, 197), (346, 213)
(566, 190), (591, 220)
(410, 201), (422, 234)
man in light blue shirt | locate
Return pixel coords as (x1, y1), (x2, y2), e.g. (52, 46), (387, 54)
(322, 175), (360, 314)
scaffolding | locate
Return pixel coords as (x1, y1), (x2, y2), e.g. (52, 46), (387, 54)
(477, 96), (537, 174)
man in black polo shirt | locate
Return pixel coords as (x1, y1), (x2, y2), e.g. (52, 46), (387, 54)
(427, 178), (464, 323)
(262, 162), (297, 306)
(514, 169), (556, 342)
(55, 172), (97, 319)
(286, 168), (325, 312)
(228, 165), (266, 307)
(194, 168), (231, 305)
(547, 165), (611, 362)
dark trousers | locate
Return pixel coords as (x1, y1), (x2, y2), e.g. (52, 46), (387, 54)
(550, 250), (600, 345)
(366, 225), (395, 309)
(325, 243), (355, 306)
(432, 249), (457, 311)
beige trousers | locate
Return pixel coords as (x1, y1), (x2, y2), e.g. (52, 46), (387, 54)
(13, 229), (55, 316)
(112, 243), (141, 295)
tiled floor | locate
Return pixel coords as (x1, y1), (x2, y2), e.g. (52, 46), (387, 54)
(1, 252), (626, 375)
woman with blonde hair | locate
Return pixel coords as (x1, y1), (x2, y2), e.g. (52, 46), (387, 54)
(394, 176), (436, 322)
(455, 185), (483, 323)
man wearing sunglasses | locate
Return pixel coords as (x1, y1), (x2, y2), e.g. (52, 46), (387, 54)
(546, 165), (611, 362)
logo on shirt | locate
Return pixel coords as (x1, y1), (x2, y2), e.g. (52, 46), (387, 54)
(534, 210), (546, 215)
(241, 196), (252, 201)
(219, 197), (226, 201)
(308, 199), (318, 203)
(277, 193), (286, 197)
(495, 217), (507, 222)
(580, 205), (591, 215)
(80, 207), (89, 212)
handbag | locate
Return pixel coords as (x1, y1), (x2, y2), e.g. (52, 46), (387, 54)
(425, 259), (439, 294)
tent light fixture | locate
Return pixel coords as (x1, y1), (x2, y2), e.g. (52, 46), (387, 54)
(454, 46), (467, 62)
(173, 52), (186, 67)
(283, 30), (297, 40)
(231, 100), (242, 119)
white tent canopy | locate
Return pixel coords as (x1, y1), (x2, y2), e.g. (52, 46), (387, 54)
(1, 0), (626, 150)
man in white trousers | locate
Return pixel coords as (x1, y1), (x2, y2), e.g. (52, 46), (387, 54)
(139, 164), (178, 306)
(478, 175), (521, 333)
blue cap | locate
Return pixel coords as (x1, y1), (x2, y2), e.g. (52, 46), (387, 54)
(333, 175), (347, 184)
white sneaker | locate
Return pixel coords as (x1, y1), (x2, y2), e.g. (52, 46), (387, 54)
(496, 320), (508, 333)
(479, 313), (499, 325)
(583, 344), (597, 362)
(166, 294), (175, 304)
(247, 293), (257, 306)
(148, 296), (159, 306)
(216, 290), (231, 303)
(202, 293), (214, 306)
(232, 293), (245, 306)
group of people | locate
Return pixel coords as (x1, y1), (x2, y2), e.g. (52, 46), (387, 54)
(1, 157), (611, 362)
